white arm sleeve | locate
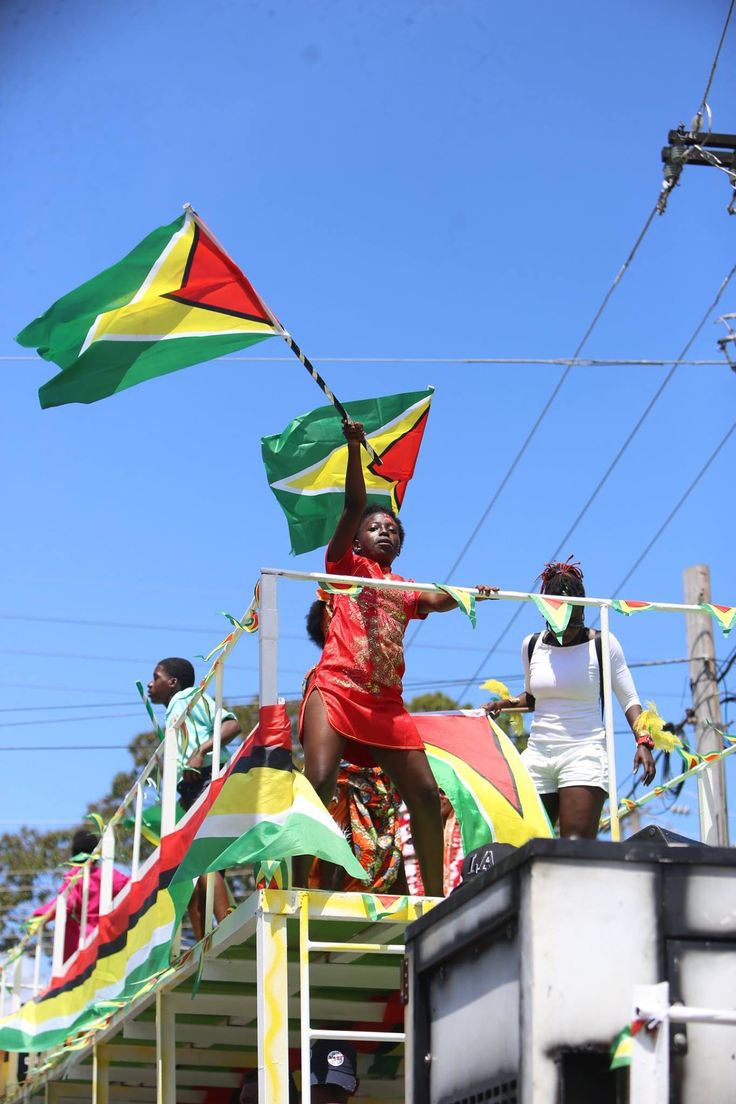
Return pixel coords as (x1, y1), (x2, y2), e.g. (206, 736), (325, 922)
(609, 633), (640, 713)
(521, 635), (533, 695)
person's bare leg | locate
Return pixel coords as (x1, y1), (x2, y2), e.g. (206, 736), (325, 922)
(213, 872), (231, 922)
(541, 792), (560, 830)
(188, 882), (205, 942)
(372, 747), (443, 897)
(293, 690), (346, 887)
(557, 786), (606, 838)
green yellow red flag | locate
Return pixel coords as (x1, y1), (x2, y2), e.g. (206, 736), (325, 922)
(611, 599), (654, 616)
(700, 602), (736, 637)
(261, 388), (434, 555)
(17, 211), (280, 408)
(435, 585), (476, 628)
(414, 711), (553, 850)
(530, 593), (572, 641)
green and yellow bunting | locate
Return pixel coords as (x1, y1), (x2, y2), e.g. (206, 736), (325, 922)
(700, 602), (736, 637)
(612, 599), (654, 616)
(599, 726), (736, 832)
(436, 584), (476, 628)
(530, 593), (572, 642)
(318, 581), (365, 597)
(609, 1025), (634, 1070)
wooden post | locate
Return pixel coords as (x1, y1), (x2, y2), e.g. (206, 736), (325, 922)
(683, 565), (728, 846)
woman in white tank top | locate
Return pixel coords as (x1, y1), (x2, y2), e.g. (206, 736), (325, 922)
(484, 560), (656, 838)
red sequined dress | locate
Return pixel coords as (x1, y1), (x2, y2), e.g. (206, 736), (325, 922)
(299, 546), (427, 765)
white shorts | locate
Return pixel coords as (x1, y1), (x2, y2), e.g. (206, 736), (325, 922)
(521, 740), (608, 795)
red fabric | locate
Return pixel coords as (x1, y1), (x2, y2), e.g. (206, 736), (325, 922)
(299, 548), (426, 762)
(35, 865), (129, 961)
(412, 712), (523, 814)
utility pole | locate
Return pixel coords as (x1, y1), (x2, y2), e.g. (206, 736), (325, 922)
(683, 565), (728, 846)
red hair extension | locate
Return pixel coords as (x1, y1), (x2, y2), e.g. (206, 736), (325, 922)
(538, 556), (584, 591)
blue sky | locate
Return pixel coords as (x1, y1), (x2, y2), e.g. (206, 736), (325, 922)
(2, 0), (735, 847)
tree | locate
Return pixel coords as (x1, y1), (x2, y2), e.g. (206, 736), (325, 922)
(408, 691), (470, 712)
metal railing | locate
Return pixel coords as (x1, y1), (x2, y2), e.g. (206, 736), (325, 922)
(0, 567), (733, 1104)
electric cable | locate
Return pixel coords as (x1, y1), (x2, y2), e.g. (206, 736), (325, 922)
(406, 199), (665, 655)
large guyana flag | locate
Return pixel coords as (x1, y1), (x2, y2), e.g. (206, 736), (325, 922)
(0, 705), (364, 1053)
(262, 388), (433, 555)
(413, 711), (553, 850)
(17, 211), (280, 408)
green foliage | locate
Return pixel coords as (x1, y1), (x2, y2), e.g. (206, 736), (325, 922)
(0, 829), (69, 952)
(408, 691), (469, 712)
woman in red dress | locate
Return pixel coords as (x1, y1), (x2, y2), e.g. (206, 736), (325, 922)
(296, 420), (495, 896)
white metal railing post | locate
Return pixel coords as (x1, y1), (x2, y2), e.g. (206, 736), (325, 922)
(630, 982), (670, 1104)
(156, 990), (176, 1104)
(99, 827), (115, 917)
(79, 862), (91, 949)
(299, 893), (312, 1104)
(51, 892), (67, 976)
(161, 723), (180, 837)
(204, 660), (225, 933)
(131, 782), (144, 881)
(599, 604), (620, 842)
(0, 965), (6, 1017)
(259, 571), (279, 707)
(33, 919), (45, 996)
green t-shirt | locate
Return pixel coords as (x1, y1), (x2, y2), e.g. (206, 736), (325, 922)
(165, 689), (237, 773)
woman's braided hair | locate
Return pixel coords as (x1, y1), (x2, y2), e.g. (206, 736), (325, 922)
(538, 556), (585, 598)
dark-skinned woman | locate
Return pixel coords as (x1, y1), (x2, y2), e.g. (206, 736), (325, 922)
(484, 559), (655, 839)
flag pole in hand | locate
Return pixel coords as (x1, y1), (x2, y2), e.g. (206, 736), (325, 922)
(184, 204), (382, 466)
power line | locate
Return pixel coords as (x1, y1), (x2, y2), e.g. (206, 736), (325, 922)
(544, 263), (736, 562)
(0, 354), (729, 366)
(697, 0), (735, 115)
(0, 712), (142, 728)
(451, 261), (736, 698)
(406, 200), (664, 655)
(0, 745), (132, 752)
(608, 420), (735, 596)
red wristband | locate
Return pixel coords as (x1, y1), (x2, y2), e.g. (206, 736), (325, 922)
(636, 734), (654, 749)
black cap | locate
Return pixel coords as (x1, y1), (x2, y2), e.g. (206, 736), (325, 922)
(310, 1040), (358, 1092)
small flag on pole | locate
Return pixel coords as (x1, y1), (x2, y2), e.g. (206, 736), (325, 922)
(261, 388), (433, 555)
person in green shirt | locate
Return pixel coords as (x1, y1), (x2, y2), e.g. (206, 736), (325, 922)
(148, 657), (242, 939)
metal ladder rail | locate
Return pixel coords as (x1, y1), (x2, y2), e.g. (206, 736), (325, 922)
(298, 893), (406, 1103)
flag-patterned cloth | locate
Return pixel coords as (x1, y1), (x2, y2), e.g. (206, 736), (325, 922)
(700, 602), (736, 637)
(435, 585), (476, 628)
(530, 594), (572, 641)
(0, 706), (364, 1052)
(18, 212), (279, 408)
(611, 599), (654, 616)
(261, 388), (433, 555)
(413, 711), (553, 852)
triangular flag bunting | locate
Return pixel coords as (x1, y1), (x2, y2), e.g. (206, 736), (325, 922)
(700, 602), (736, 637)
(611, 599), (654, 616)
(436, 585), (476, 628)
(530, 594), (572, 642)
